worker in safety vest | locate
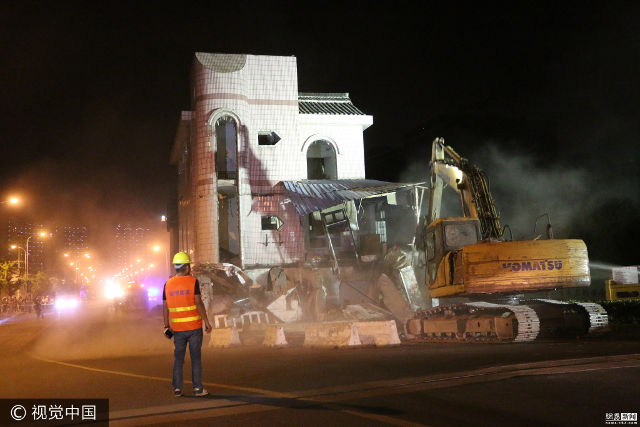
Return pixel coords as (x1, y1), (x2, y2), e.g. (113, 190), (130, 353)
(163, 252), (212, 397)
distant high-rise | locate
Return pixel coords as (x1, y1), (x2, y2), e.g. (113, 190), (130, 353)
(5, 220), (47, 274)
(114, 224), (151, 270)
(1, 219), (91, 279)
(56, 226), (89, 257)
(50, 225), (90, 282)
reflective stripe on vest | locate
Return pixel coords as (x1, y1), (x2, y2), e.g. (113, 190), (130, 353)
(171, 315), (202, 323)
(168, 305), (197, 312)
(165, 275), (202, 331)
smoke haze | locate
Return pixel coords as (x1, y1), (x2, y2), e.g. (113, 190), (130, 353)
(4, 159), (171, 274)
(398, 140), (640, 264)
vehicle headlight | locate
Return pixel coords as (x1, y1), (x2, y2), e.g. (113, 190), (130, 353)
(55, 297), (79, 310)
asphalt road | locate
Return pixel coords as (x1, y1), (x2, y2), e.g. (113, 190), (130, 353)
(1, 302), (639, 426)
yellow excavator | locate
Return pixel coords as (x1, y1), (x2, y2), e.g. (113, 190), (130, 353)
(407, 138), (608, 342)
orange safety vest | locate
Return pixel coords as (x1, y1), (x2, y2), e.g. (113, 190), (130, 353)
(165, 275), (202, 331)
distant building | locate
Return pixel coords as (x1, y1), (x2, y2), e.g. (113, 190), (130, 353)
(51, 225), (90, 282)
(114, 224), (151, 270)
(56, 225), (89, 257)
(5, 220), (47, 275)
(1, 220), (91, 279)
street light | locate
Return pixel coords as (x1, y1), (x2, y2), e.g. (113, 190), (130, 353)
(1, 197), (20, 206)
(65, 252), (91, 284)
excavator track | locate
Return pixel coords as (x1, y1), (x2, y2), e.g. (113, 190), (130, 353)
(532, 299), (609, 335)
(407, 299), (608, 343)
(466, 302), (539, 342)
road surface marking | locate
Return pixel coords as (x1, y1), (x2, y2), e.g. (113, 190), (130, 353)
(110, 354), (640, 425)
(28, 352), (428, 426)
(27, 352), (290, 397)
(30, 351), (640, 426)
(340, 410), (429, 427)
(291, 353), (640, 401)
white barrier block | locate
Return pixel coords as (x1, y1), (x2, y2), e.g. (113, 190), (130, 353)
(354, 320), (401, 346)
(263, 325), (288, 347)
(209, 327), (241, 348)
(303, 322), (361, 348)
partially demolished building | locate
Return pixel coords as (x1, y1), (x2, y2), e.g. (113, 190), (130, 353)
(169, 53), (425, 324)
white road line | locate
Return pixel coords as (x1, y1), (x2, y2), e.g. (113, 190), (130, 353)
(31, 350), (640, 426)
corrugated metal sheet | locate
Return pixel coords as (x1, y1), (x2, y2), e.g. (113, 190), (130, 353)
(282, 179), (419, 216)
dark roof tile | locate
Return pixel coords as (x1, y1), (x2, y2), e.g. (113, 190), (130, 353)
(298, 92), (366, 115)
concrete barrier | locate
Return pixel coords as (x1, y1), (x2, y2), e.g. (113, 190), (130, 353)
(263, 325), (288, 347)
(354, 320), (401, 346)
(209, 327), (241, 348)
(303, 322), (361, 348)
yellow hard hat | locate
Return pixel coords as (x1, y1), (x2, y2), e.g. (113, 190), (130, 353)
(172, 252), (191, 265)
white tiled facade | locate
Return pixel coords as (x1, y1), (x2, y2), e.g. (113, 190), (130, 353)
(171, 53), (373, 269)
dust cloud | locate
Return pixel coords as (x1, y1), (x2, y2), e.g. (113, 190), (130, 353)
(29, 302), (170, 360)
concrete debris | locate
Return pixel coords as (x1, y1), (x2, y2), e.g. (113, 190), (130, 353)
(266, 289), (302, 323)
(341, 303), (392, 321)
(373, 274), (414, 332)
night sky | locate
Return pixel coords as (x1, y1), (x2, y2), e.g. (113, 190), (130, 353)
(0, 2), (638, 265)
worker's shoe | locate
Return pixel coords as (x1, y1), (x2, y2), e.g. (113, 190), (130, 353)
(173, 388), (182, 397)
(194, 388), (209, 397)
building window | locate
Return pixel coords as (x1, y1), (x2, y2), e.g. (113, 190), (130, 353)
(306, 140), (337, 179)
(261, 216), (283, 230)
(376, 209), (387, 243)
(258, 131), (281, 146)
(375, 220), (387, 243)
(215, 116), (237, 180)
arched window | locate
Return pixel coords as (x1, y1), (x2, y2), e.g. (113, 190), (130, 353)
(215, 116), (237, 180)
(306, 140), (337, 180)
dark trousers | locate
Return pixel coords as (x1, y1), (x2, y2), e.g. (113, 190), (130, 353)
(172, 328), (204, 390)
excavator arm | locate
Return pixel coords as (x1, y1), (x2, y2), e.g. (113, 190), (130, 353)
(428, 137), (502, 240)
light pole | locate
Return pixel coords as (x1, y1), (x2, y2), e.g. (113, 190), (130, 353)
(65, 252), (90, 285)
(9, 245), (26, 276)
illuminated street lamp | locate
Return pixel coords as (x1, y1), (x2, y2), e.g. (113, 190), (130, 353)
(1, 197), (20, 206)
(64, 252), (91, 284)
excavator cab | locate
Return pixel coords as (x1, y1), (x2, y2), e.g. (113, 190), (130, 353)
(424, 217), (481, 286)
